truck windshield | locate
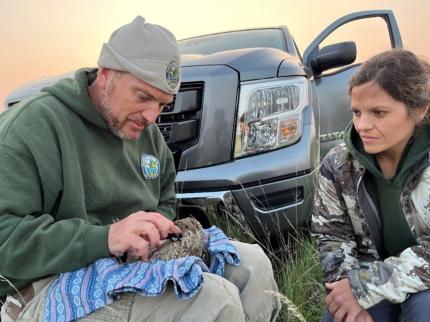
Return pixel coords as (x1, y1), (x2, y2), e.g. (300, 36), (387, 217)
(178, 29), (286, 55)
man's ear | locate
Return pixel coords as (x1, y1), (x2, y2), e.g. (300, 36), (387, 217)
(97, 68), (110, 90)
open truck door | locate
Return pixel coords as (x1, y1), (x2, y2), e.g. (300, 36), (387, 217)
(303, 10), (403, 155)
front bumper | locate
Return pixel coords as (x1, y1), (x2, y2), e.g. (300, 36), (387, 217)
(177, 168), (316, 241)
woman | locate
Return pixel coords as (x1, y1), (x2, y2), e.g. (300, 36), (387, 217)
(312, 49), (430, 322)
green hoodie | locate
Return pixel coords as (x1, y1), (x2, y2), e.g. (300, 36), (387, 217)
(0, 69), (176, 296)
(344, 122), (430, 257)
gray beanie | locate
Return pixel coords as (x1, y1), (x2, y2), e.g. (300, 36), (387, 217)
(98, 16), (181, 94)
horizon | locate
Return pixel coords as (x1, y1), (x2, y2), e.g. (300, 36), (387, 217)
(1, 0), (429, 107)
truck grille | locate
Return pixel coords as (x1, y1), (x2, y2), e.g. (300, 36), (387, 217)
(156, 82), (204, 168)
(251, 187), (304, 211)
(158, 124), (173, 141)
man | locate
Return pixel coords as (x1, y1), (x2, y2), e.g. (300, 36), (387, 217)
(0, 16), (280, 321)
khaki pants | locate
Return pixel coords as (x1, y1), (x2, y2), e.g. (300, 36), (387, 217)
(2, 242), (280, 322)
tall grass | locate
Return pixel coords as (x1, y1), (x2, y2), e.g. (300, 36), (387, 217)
(207, 205), (325, 322)
(273, 234), (325, 321)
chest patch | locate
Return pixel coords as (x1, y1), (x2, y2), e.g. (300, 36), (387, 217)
(141, 154), (160, 179)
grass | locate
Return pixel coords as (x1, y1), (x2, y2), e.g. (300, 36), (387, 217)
(273, 234), (325, 321)
(0, 274), (27, 306)
(207, 205), (325, 322)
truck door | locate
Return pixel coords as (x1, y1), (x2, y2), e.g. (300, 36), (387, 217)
(303, 10), (403, 156)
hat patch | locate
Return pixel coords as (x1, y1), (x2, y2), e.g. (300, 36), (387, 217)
(141, 154), (160, 179)
(166, 60), (179, 90)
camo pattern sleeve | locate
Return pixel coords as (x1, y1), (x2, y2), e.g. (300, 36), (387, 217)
(347, 245), (430, 308)
(311, 145), (362, 283)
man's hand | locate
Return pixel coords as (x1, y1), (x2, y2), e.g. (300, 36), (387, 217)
(108, 211), (182, 261)
(325, 279), (372, 322)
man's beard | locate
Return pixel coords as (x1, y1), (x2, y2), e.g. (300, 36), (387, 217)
(98, 89), (143, 141)
(98, 99), (128, 139)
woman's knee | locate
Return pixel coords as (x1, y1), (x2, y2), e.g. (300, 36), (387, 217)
(402, 289), (430, 322)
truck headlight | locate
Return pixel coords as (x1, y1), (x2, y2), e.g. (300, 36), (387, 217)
(234, 77), (309, 158)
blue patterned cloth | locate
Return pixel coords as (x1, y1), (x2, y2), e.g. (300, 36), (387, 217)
(44, 226), (240, 322)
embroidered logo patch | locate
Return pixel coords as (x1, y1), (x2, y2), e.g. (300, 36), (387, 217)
(141, 154), (160, 179)
(166, 60), (179, 90)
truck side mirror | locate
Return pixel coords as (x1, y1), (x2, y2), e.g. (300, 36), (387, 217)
(310, 41), (357, 75)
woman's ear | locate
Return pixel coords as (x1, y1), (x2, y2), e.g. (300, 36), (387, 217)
(415, 105), (429, 123)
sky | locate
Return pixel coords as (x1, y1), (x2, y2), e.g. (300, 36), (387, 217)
(1, 0), (429, 107)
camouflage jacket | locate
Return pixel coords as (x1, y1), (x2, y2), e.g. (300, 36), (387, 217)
(312, 143), (430, 309)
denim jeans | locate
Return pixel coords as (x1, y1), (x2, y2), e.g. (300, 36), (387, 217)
(2, 241), (280, 322)
(322, 288), (430, 322)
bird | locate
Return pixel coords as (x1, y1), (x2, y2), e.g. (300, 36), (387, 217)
(149, 217), (208, 264)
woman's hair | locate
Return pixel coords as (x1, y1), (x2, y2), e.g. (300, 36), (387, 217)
(349, 49), (430, 119)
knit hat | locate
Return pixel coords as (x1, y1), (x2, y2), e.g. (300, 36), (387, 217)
(98, 16), (181, 94)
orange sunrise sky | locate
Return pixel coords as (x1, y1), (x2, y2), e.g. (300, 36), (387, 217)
(1, 0), (429, 108)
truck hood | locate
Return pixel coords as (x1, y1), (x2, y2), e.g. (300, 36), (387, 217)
(181, 47), (303, 81)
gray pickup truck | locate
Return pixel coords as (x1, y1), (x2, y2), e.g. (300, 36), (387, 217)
(4, 10), (403, 244)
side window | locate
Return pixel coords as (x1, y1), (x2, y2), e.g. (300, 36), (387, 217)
(319, 17), (392, 74)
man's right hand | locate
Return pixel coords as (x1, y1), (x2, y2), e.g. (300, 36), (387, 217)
(108, 211), (182, 261)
